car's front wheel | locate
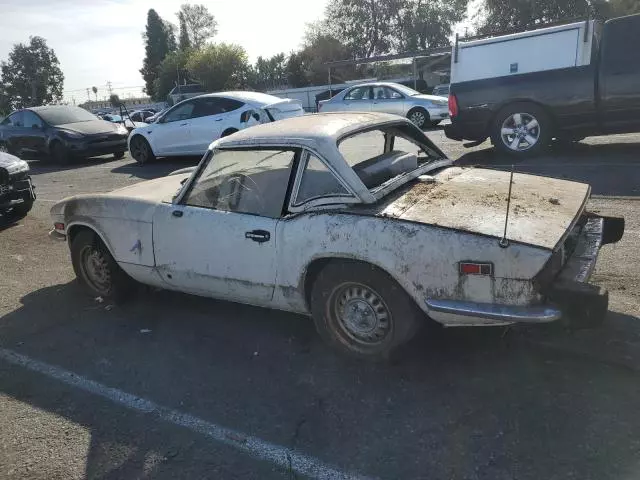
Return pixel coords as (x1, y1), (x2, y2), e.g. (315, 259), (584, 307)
(129, 135), (155, 165)
(50, 141), (71, 164)
(310, 261), (422, 360)
(71, 230), (135, 302)
(407, 107), (429, 129)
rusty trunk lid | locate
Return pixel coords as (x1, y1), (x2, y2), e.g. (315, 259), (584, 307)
(376, 167), (590, 250)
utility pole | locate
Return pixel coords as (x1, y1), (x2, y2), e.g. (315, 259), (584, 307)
(86, 88), (91, 101)
(106, 81), (113, 96)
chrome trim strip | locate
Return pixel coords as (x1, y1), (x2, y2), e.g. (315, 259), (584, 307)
(425, 299), (561, 323)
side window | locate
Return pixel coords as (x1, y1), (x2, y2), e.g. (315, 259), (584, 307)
(3, 112), (24, 127)
(294, 153), (349, 205)
(218, 98), (244, 112)
(23, 111), (43, 129)
(184, 149), (296, 218)
(602, 17), (640, 75)
(385, 88), (403, 99)
(163, 101), (196, 123)
(344, 87), (371, 101)
(338, 130), (386, 167)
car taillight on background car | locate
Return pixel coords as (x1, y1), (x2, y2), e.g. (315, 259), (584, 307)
(448, 94), (458, 118)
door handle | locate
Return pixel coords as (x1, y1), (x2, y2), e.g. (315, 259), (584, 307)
(214, 118), (223, 122)
(179, 122), (189, 126)
(172, 210), (183, 217)
(245, 230), (270, 243)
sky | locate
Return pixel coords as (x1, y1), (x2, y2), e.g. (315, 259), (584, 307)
(0, 0), (328, 103)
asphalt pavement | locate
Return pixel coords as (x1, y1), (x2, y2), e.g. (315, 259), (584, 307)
(1, 129), (639, 479)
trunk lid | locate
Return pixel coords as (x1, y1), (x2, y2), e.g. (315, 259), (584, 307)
(264, 98), (304, 120)
(377, 167), (590, 250)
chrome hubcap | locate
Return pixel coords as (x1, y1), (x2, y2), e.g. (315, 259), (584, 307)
(334, 283), (391, 344)
(410, 111), (426, 127)
(501, 112), (540, 151)
(81, 247), (111, 294)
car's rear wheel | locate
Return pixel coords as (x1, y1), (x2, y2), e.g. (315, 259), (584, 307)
(113, 151), (126, 160)
(491, 102), (552, 157)
(310, 261), (422, 360)
(407, 107), (429, 129)
(129, 135), (155, 165)
(221, 128), (238, 137)
(50, 141), (70, 164)
(71, 230), (135, 302)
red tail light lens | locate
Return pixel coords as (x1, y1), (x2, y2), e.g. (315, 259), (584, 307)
(459, 262), (493, 276)
(448, 94), (459, 118)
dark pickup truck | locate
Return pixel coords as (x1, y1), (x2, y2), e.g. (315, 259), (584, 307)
(445, 14), (640, 157)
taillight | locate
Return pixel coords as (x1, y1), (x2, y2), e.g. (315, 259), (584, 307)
(54, 222), (65, 231)
(459, 262), (492, 276)
(448, 94), (458, 118)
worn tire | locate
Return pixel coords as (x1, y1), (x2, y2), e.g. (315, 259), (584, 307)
(113, 151), (126, 160)
(491, 102), (552, 157)
(407, 107), (429, 129)
(129, 135), (155, 165)
(50, 141), (70, 164)
(310, 261), (423, 361)
(70, 230), (136, 303)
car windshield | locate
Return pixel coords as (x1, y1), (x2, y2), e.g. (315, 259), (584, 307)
(338, 124), (444, 191)
(37, 107), (98, 125)
(390, 84), (421, 97)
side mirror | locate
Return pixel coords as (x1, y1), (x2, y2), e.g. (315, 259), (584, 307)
(240, 110), (251, 123)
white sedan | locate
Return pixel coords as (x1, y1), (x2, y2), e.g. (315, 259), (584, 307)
(51, 112), (623, 360)
(127, 91), (304, 165)
(318, 82), (449, 129)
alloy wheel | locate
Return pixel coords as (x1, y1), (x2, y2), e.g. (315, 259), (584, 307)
(409, 110), (426, 128)
(501, 112), (541, 151)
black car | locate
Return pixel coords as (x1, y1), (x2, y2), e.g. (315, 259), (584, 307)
(0, 106), (129, 163)
(0, 152), (35, 218)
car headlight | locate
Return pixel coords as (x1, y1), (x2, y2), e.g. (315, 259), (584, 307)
(5, 159), (29, 175)
(60, 130), (84, 139)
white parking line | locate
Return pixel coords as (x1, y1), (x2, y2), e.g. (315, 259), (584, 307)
(0, 348), (371, 480)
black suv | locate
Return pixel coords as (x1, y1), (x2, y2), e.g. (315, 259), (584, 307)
(0, 105), (129, 163)
(0, 152), (35, 218)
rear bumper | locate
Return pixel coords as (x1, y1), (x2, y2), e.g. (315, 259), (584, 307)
(444, 119), (488, 142)
(424, 215), (624, 328)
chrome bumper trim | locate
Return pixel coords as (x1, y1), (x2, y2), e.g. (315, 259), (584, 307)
(48, 229), (66, 241)
(425, 299), (561, 323)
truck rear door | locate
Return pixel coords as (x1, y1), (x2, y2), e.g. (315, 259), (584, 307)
(598, 15), (640, 131)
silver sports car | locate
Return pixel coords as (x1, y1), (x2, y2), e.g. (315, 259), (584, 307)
(318, 82), (449, 129)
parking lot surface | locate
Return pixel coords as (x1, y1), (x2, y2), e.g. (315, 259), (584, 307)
(1, 129), (639, 479)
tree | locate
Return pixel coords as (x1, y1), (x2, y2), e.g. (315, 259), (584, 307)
(0, 36), (64, 110)
(397, 0), (469, 51)
(109, 94), (121, 108)
(185, 43), (248, 92)
(92, 86), (98, 101)
(300, 34), (357, 85)
(286, 52), (310, 87)
(153, 50), (193, 102)
(178, 12), (191, 51)
(177, 4), (218, 49)
(140, 9), (176, 99)
(476, 0), (589, 33)
(248, 53), (288, 90)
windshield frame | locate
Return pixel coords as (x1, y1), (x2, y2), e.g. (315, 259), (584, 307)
(37, 107), (99, 126)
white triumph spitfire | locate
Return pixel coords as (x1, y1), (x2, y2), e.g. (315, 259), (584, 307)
(50, 112), (624, 360)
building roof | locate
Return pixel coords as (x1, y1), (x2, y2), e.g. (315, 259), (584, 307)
(216, 112), (408, 148)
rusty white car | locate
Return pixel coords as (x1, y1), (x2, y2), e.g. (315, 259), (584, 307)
(50, 112), (624, 360)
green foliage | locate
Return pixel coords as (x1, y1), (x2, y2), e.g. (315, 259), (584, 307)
(177, 4), (218, 49)
(286, 52), (310, 88)
(140, 9), (176, 99)
(477, 0), (589, 33)
(109, 93), (121, 108)
(153, 50), (193, 101)
(248, 53), (288, 90)
(322, 0), (468, 58)
(185, 43), (249, 91)
(0, 36), (64, 110)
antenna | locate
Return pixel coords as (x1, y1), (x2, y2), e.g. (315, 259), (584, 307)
(499, 166), (514, 248)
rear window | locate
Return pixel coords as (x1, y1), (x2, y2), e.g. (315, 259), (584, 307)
(338, 125), (441, 190)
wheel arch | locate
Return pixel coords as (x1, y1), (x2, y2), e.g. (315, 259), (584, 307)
(221, 127), (239, 137)
(487, 99), (558, 138)
(66, 222), (116, 259)
(301, 256), (412, 312)
(128, 132), (154, 153)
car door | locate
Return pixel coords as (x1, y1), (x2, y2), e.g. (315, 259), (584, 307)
(0, 111), (24, 152)
(152, 147), (298, 303)
(149, 100), (197, 155)
(598, 15), (640, 131)
(20, 111), (48, 153)
(371, 86), (405, 115)
(188, 98), (231, 153)
(341, 86), (373, 112)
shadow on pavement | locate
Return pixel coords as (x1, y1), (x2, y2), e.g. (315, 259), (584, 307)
(455, 141), (640, 197)
(2, 282), (640, 478)
(111, 157), (201, 180)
